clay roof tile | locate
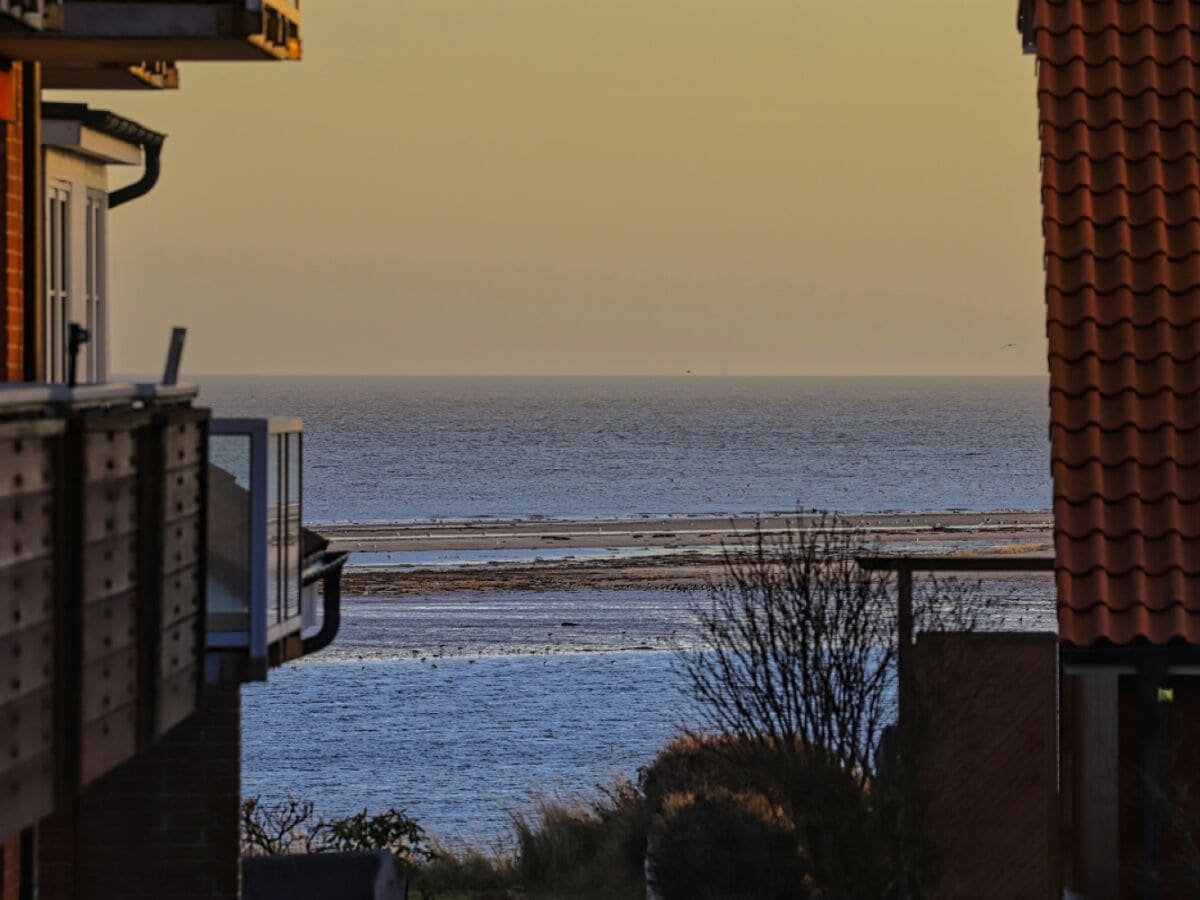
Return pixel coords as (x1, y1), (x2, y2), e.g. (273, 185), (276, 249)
(1032, 0), (1200, 644)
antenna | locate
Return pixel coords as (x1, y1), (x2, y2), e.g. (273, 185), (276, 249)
(163, 326), (187, 385)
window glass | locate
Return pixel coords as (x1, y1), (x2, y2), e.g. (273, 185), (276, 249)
(207, 434), (253, 631)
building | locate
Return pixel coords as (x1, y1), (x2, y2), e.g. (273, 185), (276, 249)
(1021, 0), (1200, 896)
(0, 4), (346, 898)
(913, 3), (1200, 897)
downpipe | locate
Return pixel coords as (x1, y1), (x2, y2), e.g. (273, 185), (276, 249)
(301, 550), (349, 656)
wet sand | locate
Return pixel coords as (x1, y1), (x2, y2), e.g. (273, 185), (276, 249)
(328, 511), (1053, 597)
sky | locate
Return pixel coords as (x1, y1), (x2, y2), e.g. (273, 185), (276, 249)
(54, 0), (1046, 377)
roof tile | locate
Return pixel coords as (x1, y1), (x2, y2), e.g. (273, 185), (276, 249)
(1040, 120), (1200, 161)
(1047, 284), (1200, 325)
(1043, 157), (1200, 199)
(1053, 457), (1200, 502)
(1033, 0), (1200, 645)
(1051, 424), (1200, 466)
(1050, 355), (1200, 396)
(1047, 318), (1200, 361)
(1042, 185), (1200, 227)
(1054, 499), (1200, 544)
(1036, 0), (1200, 35)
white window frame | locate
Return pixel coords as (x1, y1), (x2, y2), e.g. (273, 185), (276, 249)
(85, 189), (107, 383)
(45, 179), (70, 384)
(43, 148), (112, 385)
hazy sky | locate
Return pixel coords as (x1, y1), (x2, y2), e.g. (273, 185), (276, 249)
(56, 0), (1045, 376)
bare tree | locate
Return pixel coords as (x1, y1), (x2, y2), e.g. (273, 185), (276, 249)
(675, 513), (983, 899)
(681, 513), (896, 788)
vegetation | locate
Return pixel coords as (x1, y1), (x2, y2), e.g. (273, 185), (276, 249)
(671, 513), (983, 899)
(244, 514), (985, 899)
(240, 797), (435, 869)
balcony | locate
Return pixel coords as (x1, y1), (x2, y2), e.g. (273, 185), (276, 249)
(206, 417), (345, 682)
(43, 59), (180, 90)
(0, 0), (300, 63)
(0, 382), (207, 839)
(0, 0), (59, 31)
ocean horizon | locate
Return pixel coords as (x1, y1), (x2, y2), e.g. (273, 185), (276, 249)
(193, 374), (1051, 524)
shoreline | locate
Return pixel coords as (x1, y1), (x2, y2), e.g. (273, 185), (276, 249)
(332, 511), (1054, 597)
(322, 510), (1051, 553)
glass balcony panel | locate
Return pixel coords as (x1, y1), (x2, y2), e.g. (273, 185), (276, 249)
(284, 433), (301, 621)
(207, 416), (304, 673)
(207, 433), (251, 632)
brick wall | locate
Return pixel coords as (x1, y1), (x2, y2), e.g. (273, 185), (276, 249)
(1, 63), (19, 383)
(37, 684), (242, 900)
(913, 632), (1060, 900)
(0, 838), (18, 900)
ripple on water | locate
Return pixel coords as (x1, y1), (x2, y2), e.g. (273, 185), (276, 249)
(242, 651), (691, 845)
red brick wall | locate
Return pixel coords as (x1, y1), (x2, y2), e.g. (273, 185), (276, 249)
(1, 63), (20, 383)
(38, 684), (243, 900)
(0, 838), (18, 900)
(913, 633), (1060, 900)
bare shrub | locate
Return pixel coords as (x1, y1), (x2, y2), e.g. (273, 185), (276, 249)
(240, 797), (328, 856)
(680, 513), (896, 788)
(240, 797), (433, 871)
(675, 513), (984, 899)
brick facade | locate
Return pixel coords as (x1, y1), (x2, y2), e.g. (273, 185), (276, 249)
(913, 633), (1060, 899)
(1, 63), (19, 382)
(0, 838), (18, 900)
(36, 684), (242, 900)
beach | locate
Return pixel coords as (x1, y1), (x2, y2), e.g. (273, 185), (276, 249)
(329, 511), (1054, 596)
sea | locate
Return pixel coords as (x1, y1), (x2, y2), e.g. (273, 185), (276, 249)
(194, 375), (1053, 844)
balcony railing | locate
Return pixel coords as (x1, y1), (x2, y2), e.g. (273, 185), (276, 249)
(206, 417), (314, 680)
(0, 0), (301, 62)
(0, 382), (208, 840)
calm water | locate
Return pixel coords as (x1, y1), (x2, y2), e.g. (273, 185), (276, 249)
(197, 375), (1050, 523)
(242, 590), (700, 844)
(225, 376), (1053, 842)
(241, 581), (1057, 843)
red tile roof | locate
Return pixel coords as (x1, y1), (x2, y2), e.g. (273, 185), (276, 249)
(1033, 0), (1200, 645)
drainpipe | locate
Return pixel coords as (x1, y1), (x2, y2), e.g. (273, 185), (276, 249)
(108, 135), (162, 209)
(301, 550), (349, 656)
(41, 103), (167, 210)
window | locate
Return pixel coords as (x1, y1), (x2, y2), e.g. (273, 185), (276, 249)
(45, 182), (70, 384)
(44, 147), (115, 386)
(85, 190), (107, 382)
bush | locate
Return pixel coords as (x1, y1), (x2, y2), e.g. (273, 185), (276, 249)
(326, 808), (436, 869)
(410, 844), (515, 898)
(648, 788), (811, 900)
(512, 779), (647, 898)
(241, 797), (433, 870)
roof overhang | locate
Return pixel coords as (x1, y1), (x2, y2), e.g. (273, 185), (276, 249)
(0, 0), (300, 62)
(42, 102), (165, 165)
(43, 117), (141, 163)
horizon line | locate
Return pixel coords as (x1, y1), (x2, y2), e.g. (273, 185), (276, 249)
(118, 370), (1049, 380)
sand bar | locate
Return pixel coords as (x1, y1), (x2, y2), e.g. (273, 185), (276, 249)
(329, 512), (1055, 596)
(322, 511), (1052, 554)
